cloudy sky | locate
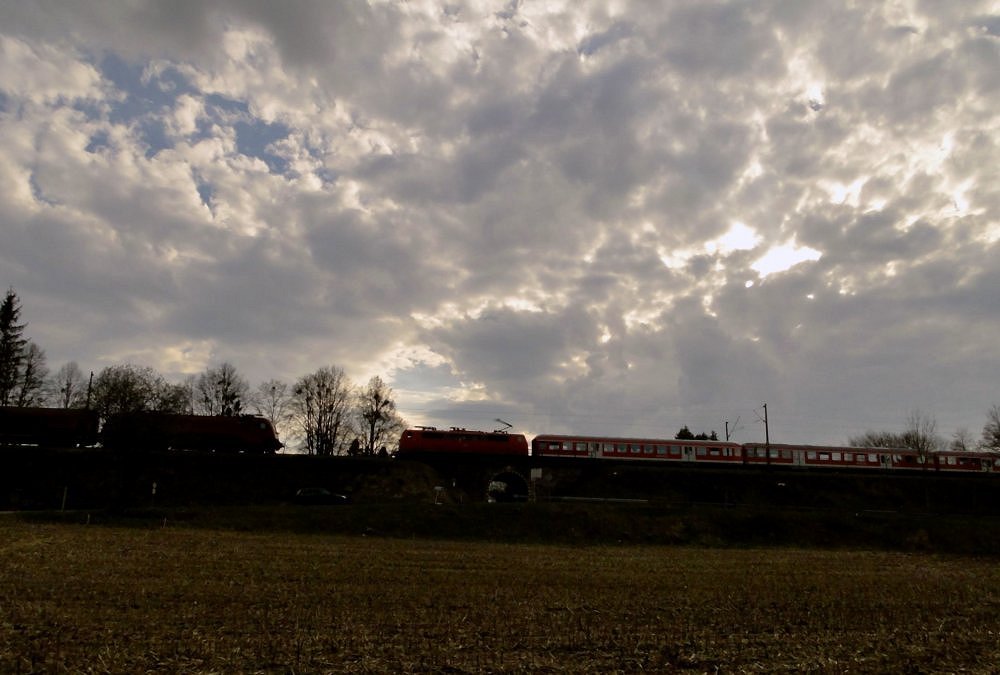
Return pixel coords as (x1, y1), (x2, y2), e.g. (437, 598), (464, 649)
(1, 1), (997, 445)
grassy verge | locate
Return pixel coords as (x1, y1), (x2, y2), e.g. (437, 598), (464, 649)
(2, 515), (1000, 672)
(18, 500), (1000, 554)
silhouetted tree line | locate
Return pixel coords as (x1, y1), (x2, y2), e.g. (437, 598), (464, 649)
(4, 287), (1000, 455)
(0, 287), (405, 454)
(847, 407), (1000, 455)
(675, 425), (719, 441)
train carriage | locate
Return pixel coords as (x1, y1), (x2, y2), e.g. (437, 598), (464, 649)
(932, 451), (997, 473)
(532, 434), (743, 464)
(743, 443), (895, 469)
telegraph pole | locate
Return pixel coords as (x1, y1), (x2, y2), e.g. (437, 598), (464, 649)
(763, 402), (770, 465)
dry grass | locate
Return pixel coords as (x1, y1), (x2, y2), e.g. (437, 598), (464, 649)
(2, 518), (999, 673)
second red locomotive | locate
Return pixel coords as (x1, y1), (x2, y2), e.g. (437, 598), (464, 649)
(398, 427), (529, 457)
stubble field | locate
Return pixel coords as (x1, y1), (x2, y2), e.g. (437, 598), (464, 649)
(2, 517), (999, 673)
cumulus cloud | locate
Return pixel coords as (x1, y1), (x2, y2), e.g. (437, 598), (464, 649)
(0, 0), (997, 444)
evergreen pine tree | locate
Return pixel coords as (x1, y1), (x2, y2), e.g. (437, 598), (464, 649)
(0, 288), (28, 407)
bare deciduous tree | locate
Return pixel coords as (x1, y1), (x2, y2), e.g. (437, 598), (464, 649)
(291, 366), (353, 456)
(156, 381), (194, 414)
(950, 428), (975, 452)
(15, 341), (48, 407)
(982, 405), (1000, 453)
(50, 362), (88, 408)
(904, 409), (941, 457)
(195, 362), (249, 416)
(90, 364), (171, 419)
(352, 376), (406, 456)
(849, 409), (942, 458)
(251, 379), (291, 439)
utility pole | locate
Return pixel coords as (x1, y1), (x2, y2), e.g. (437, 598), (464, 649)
(763, 402), (770, 465)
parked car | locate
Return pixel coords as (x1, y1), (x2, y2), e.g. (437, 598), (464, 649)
(293, 487), (349, 505)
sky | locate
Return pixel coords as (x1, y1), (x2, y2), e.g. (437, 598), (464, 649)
(1, 0), (998, 446)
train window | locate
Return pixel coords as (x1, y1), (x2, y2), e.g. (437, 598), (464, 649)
(868, 453), (877, 462)
(709, 448), (720, 456)
(656, 445), (666, 455)
(819, 453), (830, 461)
(807, 452), (817, 460)
(844, 453), (853, 461)
(603, 443), (614, 453)
(781, 450), (792, 459)
(670, 446), (681, 456)
(630, 444), (641, 454)
(695, 447), (705, 457)
(947, 456), (956, 465)
(574, 442), (586, 453)
(832, 453), (841, 461)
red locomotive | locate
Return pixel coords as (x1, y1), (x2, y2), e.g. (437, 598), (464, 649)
(0, 406), (100, 448)
(398, 427), (529, 457)
(102, 412), (282, 454)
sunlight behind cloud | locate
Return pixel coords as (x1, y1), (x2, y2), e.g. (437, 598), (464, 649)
(822, 178), (866, 207)
(707, 222), (761, 255)
(661, 222), (762, 271)
(751, 241), (822, 279)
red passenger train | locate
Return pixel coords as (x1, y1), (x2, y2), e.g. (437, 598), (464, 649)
(398, 427), (999, 475)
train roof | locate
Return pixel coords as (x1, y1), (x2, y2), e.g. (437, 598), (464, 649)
(532, 433), (738, 446)
(404, 427), (522, 437)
